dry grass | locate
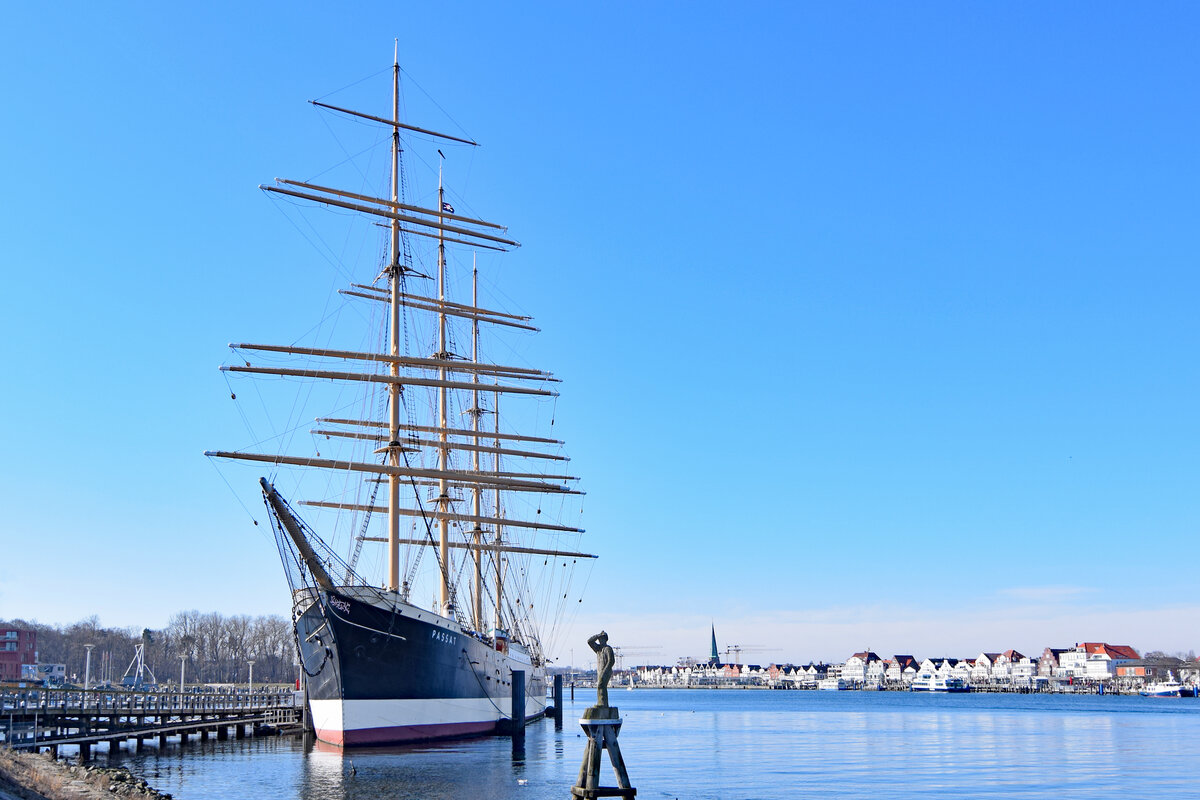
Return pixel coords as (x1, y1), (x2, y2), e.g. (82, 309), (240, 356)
(0, 747), (58, 798)
(0, 748), (167, 800)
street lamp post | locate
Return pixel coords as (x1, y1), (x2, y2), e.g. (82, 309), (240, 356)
(247, 659), (255, 697)
(179, 655), (187, 709)
(83, 644), (95, 691)
(83, 644), (95, 707)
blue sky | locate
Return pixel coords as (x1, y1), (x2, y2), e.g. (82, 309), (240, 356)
(1, 3), (1197, 666)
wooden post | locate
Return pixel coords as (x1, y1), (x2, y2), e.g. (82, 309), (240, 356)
(553, 674), (564, 721)
(158, 733), (167, 748)
(235, 723), (246, 739)
(571, 707), (635, 799)
(78, 742), (90, 762)
(303, 681), (315, 734)
(217, 724), (229, 741)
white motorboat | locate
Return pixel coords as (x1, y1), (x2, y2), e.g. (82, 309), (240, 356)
(911, 674), (969, 693)
(1140, 673), (1183, 697)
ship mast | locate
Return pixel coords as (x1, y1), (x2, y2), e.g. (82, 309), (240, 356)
(206, 54), (597, 627)
(471, 259), (484, 632)
(437, 154), (451, 615)
(493, 386), (504, 632)
(386, 41), (403, 592)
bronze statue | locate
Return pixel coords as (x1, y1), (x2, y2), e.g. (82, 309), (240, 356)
(573, 631), (635, 798)
(587, 630), (615, 707)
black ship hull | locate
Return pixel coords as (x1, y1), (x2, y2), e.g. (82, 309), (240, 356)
(295, 587), (546, 746)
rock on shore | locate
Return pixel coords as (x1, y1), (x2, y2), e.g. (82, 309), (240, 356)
(0, 749), (172, 800)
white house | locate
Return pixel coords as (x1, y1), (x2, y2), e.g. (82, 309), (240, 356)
(885, 656), (918, 685)
(1081, 643), (1139, 679)
(1058, 647), (1089, 677)
(973, 653), (1001, 684)
(842, 652), (881, 684)
(990, 650), (1030, 683)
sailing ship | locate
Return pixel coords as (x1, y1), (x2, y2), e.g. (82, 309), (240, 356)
(206, 52), (593, 746)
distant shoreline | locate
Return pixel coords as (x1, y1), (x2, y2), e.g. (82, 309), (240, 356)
(579, 681), (1175, 696)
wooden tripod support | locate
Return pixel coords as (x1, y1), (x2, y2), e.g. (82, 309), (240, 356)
(571, 706), (636, 799)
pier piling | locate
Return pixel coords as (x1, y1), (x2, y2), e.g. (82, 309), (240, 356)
(553, 674), (564, 722)
(511, 669), (526, 740)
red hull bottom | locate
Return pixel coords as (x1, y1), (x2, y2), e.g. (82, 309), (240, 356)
(316, 711), (544, 747)
(317, 719), (499, 746)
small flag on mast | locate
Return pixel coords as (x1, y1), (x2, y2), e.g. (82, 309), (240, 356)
(441, 201), (455, 214)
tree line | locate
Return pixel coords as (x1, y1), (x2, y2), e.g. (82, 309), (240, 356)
(1, 611), (296, 687)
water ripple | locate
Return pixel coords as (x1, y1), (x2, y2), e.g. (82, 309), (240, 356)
(104, 690), (1199, 799)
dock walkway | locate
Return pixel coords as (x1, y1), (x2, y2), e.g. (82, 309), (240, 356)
(1, 687), (300, 761)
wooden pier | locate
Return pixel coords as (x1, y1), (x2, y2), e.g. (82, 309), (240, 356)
(1, 687), (301, 761)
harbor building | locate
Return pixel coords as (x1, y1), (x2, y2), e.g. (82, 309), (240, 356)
(1116, 657), (1187, 681)
(1039, 647), (1072, 677)
(842, 652), (882, 684)
(626, 632), (1180, 692)
(0, 627), (37, 682)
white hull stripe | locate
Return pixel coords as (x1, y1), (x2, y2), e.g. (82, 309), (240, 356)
(309, 696), (547, 746)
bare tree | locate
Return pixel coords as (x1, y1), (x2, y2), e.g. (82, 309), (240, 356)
(2, 611), (298, 686)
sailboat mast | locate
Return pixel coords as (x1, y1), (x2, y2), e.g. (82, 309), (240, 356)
(437, 157), (451, 614)
(386, 42), (402, 593)
(493, 386), (503, 631)
(471, 260), (483, 632)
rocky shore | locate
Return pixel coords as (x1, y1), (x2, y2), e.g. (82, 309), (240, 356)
(0, 750), (172, 800)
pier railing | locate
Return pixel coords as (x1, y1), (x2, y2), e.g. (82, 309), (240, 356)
(2, 686), (295, 715)
(1, 686), (301, 757)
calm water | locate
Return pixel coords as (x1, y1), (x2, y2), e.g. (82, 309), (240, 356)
(94, 689), (1199, 799)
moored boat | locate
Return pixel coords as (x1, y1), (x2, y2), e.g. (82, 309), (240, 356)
(1140, 674), (1183, 698)
(911, 674), (969, 693)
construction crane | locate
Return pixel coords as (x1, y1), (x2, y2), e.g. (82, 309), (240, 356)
(722, 644), (781, 666)
(612, 645), (663, 670)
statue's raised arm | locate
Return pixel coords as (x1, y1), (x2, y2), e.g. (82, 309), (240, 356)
(587, 631), (615, 708)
